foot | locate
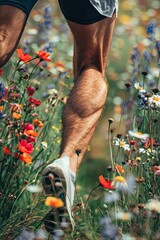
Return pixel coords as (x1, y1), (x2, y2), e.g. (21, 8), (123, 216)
(42, 155), (76, 234)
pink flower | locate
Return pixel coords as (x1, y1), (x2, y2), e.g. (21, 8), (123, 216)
(24, 123), (35, 131)
(155, 170), (160, 176)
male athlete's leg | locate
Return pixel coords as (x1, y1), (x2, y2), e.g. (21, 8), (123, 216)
(61, 16), (116, 172)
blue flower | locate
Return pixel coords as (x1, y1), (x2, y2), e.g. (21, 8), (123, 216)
(146, 20), (156, 35)
(0, 83), (5, 99)
(0, 112), (6, 119)
(155, 41), (160, 60)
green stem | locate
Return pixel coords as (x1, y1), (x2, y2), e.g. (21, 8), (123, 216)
(85, 185), (100, 208)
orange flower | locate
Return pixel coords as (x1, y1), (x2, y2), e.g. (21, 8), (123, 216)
(99, 175), (114, 189)
(33, 118), (44, 127)
(0, 106), (3, 111)
(19, 153), (32, 164)
(18, 139), (34, 154)
(45, 197), (64, 208)
(12, 112), (22, 119)
(34, 50), (52, 62)
(3, 146), (12, 155)
(16, 49), (32, 62)
(24, 130), (38, 138)
(115, 164), (124, 173)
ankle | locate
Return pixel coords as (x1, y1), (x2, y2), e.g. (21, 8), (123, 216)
(60, 153), (80, 174)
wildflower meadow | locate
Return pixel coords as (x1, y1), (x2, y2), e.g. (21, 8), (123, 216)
(0, 1), (160, 239)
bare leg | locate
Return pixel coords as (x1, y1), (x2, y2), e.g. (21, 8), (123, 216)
(0, 6), (26, 67)
(60, 16), (116, 173)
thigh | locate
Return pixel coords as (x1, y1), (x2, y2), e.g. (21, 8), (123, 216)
(67, 16), (116, 77)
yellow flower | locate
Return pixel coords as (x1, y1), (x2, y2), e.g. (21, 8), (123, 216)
(114, 176), (126, 183)
(52, 125), (59, 131)
(45, 197), (64, 208)
(116, 211), (132, 221)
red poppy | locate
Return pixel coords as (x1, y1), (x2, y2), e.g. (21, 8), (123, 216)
(34, 50), (52, 62)
(18, 139), (34, 154)
(0, 68), (3, 76)
(29, 97), (41, 106)
(16, 49), (32, 63)
(3, 146), (12, 155)
(26, 86), (35, 96)
(144, 138), (155, 148)
(19, 153), (32, 164)
(99, 175), (114, 189)
(130, 140), (137, 147)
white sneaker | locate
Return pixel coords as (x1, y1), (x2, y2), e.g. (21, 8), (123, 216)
(42, 155), (76, 233)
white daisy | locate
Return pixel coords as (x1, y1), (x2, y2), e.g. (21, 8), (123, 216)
(139, 148), (156, 156)
(148, 95), (160, 108)
(26, 185), (42, 193)
(145, 199), (160, 213)
(128, 130), (149, 140)
(114, 139), (130, 151)
(41, 141), (48, 148)
(134, 83), (146, 93)
(112, 176), (128, 191)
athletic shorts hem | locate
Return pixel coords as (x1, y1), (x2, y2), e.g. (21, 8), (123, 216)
(0, 0), (38, 16)
(64, 14), (107, 25)
(0, 2), (28, 15)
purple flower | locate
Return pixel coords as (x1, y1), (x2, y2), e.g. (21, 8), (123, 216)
(23, 39), (30, 54)
(43, 6), (52, 30)
(100, 217), (119, 240)
(131, 47), (140, 64)
(143, 50), (151, 62)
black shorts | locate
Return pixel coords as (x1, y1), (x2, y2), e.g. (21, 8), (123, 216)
(58, 0), (107, 25)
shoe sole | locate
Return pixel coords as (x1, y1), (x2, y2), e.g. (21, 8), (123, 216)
(42, 166), (72, 233)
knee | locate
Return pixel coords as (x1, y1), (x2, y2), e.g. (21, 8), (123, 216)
(68, 68), (108, 118)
